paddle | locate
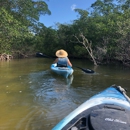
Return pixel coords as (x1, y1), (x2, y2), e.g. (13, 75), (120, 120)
(73, 66), (95, 74)
(38, 53), (95, 73)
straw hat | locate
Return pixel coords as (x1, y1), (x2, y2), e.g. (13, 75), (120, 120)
(56, 49), (68, 57)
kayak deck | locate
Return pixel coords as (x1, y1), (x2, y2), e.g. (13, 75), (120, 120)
(52, 85), (130, 130)
(51, 63), (74, 78)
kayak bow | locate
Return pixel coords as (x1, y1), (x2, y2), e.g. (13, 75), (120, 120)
(52, 85), (130, 130)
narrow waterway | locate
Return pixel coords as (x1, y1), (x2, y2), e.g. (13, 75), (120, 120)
(0, 58), (130, 130)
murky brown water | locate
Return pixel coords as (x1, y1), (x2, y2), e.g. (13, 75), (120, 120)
(0, 58), (130, 130)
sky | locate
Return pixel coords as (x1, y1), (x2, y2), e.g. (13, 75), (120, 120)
(39, 0), (96, 28)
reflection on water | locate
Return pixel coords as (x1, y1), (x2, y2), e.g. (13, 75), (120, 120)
(0, 58), (130, 130)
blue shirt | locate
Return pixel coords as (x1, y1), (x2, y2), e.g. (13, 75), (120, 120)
(57, 57), (68, 67)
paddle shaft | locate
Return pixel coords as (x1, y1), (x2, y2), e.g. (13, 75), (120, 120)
(73, 66), (95, 73)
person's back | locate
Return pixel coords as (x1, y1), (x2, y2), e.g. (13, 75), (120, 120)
(53, 49), (72, 67)
(57, 57), (68, 67)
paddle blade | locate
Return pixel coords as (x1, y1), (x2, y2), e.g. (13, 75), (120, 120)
(82, 68), (95, 73)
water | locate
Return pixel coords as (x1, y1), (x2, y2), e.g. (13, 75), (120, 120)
(0, 58), (130, 130)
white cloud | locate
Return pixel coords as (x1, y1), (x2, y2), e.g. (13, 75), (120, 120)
(71, 4), (77, 11)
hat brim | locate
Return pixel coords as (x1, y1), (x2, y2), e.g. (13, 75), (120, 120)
(56, 49), (68, 57)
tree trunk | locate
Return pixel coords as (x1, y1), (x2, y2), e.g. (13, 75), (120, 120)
(74, 33), (98, 66)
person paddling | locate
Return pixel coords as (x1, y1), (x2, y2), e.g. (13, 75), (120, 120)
(53, 49), (72, 67)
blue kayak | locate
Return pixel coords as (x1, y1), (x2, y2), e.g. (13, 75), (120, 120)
(52, 85), (130, 130)
(51, 63), (74, 78)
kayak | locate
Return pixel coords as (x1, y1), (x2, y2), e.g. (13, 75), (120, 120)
(51, 63), (74, 78)
(52, 85), (130, 130)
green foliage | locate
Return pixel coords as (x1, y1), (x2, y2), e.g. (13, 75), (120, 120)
(35, 27), (60, 56)
(0, 0), (130, 65)
(48, 0), (130, 64)
(0, 8), (33, 53)
(74, 45), (87, 57)
(0, 0), (50, 56)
